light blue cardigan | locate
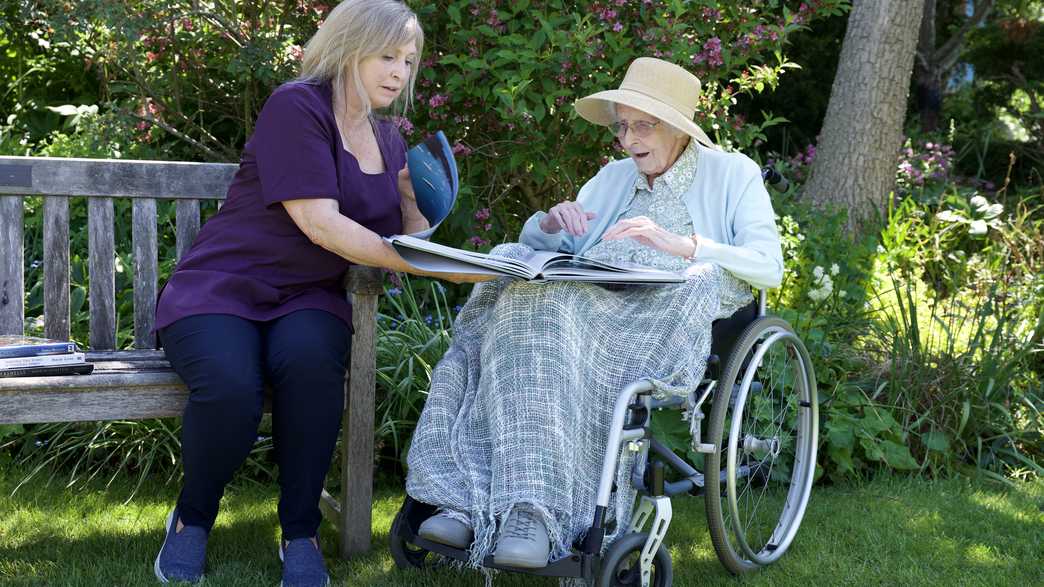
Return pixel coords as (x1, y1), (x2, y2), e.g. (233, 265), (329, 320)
(519, 144), (784, 290)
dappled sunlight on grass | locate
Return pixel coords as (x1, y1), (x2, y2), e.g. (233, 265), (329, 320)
(1, 470), (1040, 586)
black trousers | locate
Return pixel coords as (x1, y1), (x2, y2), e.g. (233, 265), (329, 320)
(160, 310), (350, 540)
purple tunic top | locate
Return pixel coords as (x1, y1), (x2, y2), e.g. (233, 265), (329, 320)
(155, 81), (405, 332)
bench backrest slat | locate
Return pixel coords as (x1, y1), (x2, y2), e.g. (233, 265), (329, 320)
(43, 196), (71, 339)
(132, 198), (158, 348)
(88, 197), (117, 350)
(0, 156), (238, 346)
(175, 199), (201, 262)
(0, 156), (235, 199)
(0, 196), (24, 335)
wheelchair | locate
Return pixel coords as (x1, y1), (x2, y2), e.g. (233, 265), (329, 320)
(389, 289), (818, 586)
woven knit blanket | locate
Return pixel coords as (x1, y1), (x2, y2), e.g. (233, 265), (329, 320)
(406, 243), (751, 574)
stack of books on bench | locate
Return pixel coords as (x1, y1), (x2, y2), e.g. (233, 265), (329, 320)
(0, 335), (94, 378)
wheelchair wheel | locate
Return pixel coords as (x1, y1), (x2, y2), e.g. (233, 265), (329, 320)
(704, 316), (818, 574)
(389, 507), (432, 569)
(596, 532), (672, 587)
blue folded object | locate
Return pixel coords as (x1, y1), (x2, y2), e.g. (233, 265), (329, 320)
(407, 130), (459, 239)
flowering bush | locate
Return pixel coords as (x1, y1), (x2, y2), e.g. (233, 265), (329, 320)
(410, 0), (848, 244)
(20, 0), (847, 248)
(896, 138), (957, 201)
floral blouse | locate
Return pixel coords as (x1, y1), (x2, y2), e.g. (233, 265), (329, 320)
(583, 139), (700, 272)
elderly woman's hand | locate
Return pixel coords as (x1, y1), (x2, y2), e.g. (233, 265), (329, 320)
(539, 201), (597, 236)
(602, 216), (697, 259)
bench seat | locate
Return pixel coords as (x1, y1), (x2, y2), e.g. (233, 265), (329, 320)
(0, 350), (191, 424)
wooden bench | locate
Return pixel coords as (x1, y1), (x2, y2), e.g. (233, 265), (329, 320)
(0, 155), (382, 558)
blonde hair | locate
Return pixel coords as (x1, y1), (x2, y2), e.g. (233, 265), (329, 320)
(299, 0), (423, 119)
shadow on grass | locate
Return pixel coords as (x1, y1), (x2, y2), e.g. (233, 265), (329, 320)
(2, 471), (1040, 586)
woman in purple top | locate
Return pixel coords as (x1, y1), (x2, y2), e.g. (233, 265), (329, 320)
(152, 2), (484, 585)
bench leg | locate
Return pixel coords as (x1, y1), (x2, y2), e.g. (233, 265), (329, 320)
(341, 292), (379, 558)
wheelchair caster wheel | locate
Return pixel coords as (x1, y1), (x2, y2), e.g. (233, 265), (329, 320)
(389, 509), (431, 569)
(596, 532), (672, 587)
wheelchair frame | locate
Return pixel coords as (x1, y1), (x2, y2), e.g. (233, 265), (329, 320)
(391, 289), (819, 587)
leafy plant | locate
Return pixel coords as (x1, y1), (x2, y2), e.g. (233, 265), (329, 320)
(372, 277), (455, 474)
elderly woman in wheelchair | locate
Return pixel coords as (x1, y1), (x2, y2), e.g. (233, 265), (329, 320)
(392, 57), (818, 586)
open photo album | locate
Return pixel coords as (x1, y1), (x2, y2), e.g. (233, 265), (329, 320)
(387, 234), (685, 284)
(403, 132), (684, 285)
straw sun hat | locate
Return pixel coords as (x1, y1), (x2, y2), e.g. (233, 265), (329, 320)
(574, 57), (717, 150)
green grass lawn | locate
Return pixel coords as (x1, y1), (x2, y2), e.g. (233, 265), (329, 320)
(1, 468), (1041, 586)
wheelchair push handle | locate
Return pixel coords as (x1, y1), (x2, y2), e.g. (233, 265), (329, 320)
(760, 166), (789, 192)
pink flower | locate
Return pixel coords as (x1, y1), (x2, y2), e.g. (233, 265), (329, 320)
(474, 208), (491, 221)
(393, 116), (414, 134)
(428, 94), (448, 108)
(452, 142), (472, 157)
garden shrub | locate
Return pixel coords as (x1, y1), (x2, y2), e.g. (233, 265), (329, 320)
(5, 2), (1041, 486)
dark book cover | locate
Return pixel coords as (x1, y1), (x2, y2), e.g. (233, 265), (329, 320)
(0, 335), (78, 359)
(407, 130), (459, 240)
(0, 362), (94, 378)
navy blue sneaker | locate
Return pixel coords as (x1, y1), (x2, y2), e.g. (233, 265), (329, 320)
(154, 506), (207, 583)
(279, 537), (330, 587)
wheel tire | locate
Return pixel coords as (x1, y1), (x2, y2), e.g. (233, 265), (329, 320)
(704, 316), (818, 575)
(389, 508), (431, 570)
(595, 532), (672, 587)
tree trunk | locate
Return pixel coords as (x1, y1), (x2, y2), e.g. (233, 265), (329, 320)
(804, 0), (925, 232)
(914, 0), (995, 133)
(914, 0), (942, 132)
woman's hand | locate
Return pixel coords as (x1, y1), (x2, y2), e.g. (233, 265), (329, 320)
(397, 165), (417, 206)
(539, 201), (597, 236)
(602, 216), (697, 258)
(398, 165), (430, 233)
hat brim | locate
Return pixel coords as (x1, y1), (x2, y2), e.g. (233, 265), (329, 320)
(574, 89), (716, 150)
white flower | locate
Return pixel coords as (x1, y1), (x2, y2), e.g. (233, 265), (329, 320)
(936, 210), (964, 223)
(808, 281), (833, 302)
(970, 195), (989, 210)
(813, 266), (824, 279)
(839, 290), (847, 298)
(983, 203), (1003, 219)
(797, 234), (805, 241)
(968, 219), (988, 235)
(830, 263), (840, 276)
(877, 245), (886, 254)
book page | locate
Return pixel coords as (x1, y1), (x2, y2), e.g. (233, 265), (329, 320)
(388, 235), (534, 278)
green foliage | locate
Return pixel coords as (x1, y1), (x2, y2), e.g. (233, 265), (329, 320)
(410, 0), (848, 242)
(373, 277), (454, 473)
(4, 1), (1040, 487)
(943, 12), (1043, 184)
(2, 417), (277, 500)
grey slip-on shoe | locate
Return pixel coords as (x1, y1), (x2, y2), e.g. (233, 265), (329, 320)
(418, 512), (474, 549)
(492, 505), (551, 569)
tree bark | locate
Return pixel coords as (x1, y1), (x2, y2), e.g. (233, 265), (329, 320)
(804, 0), (926, 232)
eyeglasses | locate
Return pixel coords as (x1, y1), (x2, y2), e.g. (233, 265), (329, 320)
(610, 120), (660, 138)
